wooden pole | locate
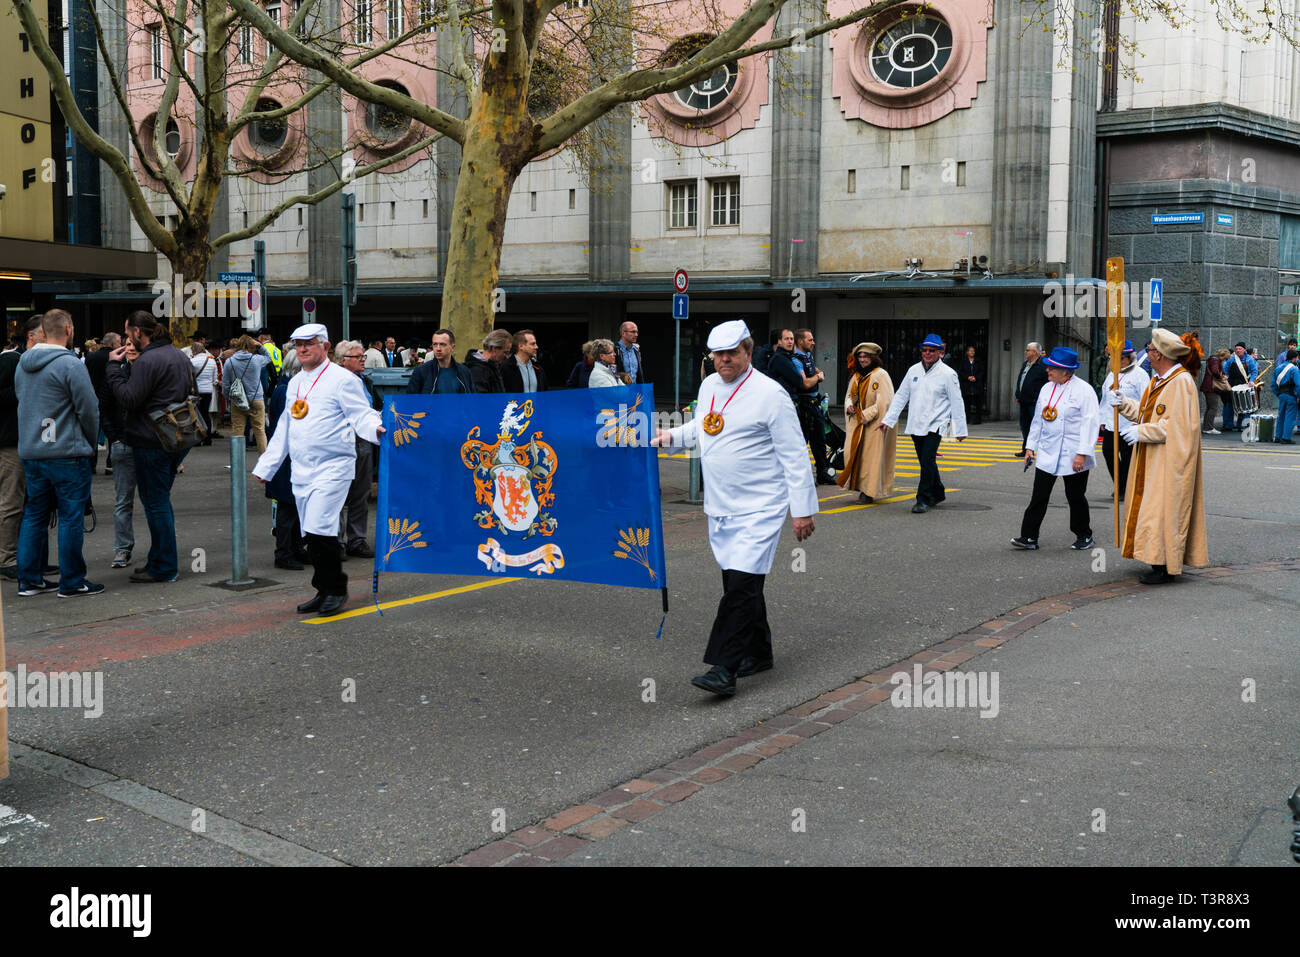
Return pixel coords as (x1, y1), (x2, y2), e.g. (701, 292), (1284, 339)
(1106, 257), (1126, 549)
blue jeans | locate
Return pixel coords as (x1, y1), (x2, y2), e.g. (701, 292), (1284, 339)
(17, 457), (91, 590)
(1277, 394), (1298, 440)
(111, 440), (137, 552)
(133, 446), (187, 580)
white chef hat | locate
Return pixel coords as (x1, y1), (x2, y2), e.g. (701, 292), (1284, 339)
(289, 323), (329, 343)
(706, 319), (752, 351)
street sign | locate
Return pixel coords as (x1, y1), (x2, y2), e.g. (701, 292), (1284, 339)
(242, 285), (262, 330)
(302, 296), (317, 322)
(1151, 212), (1203, 225)
(220, 271), (257, 283)
(672, 293), (689, 319)
(1216, 213), (1234, 226)
(673, 269), (688, 293)
(1149, 278), (1163, 326)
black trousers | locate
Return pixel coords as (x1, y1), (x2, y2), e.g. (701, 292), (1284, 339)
(704, 570), (772, 670)
(964, 393), (983, 425)
(274, 498), (305, 563)
(305, 532), (347, 597)
(198, 394), (214, 445)
(1020, 468), (1091, 540)
(796, 399), (830, 480)
(1100, 430), (1132, 498)
(1018, 404), (1034, 451)
(911, 432), (945, 505)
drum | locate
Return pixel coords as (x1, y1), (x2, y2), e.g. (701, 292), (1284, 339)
(1230, 383), (1259, 416)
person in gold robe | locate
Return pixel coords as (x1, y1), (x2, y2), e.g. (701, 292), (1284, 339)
(1107, 328), (1210, 584)
(836, 342), (896, 504)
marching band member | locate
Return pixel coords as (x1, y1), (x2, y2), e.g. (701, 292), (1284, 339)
(253, 324), (384, 617)
(1106, 329), (1209, 584)
(653, 320), (817, 697)
(837, 342), (896, 505)
(1099, 340), (1149, 501)
(1012, 347), (1100, 550)
(879, 333), (967, 513)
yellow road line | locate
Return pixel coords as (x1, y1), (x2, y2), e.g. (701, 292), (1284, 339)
(303, 577), (520, 624)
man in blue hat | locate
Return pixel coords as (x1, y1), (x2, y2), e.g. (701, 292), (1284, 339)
(879, 334), (967, 513)
(1099, 340), (1149, 499)
(1013, 347), (1100, 550)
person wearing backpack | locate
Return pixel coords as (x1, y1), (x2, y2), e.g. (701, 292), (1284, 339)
(222, 335), (271, 454)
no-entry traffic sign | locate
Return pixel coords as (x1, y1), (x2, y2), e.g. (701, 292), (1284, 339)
(673, 269), (688, 293)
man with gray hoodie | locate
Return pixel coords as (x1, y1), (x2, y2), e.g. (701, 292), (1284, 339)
(13, 309), (102, 597)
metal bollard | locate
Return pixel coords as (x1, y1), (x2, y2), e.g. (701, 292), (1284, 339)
(687, 448), (703, 504)
(228, 439), (254, 585)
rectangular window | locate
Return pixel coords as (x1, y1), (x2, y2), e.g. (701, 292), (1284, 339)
(294, 0), (308, 37)
(150, 25), (162, 80)
(900, 165), (910, 190)
(355, 0), (372, 43)
(390, 200), (396, 220)
(847, 169), (856, 193)
(530, 191), (537, 212)
(710, 178), (740, 226)
(956, 161), (966, 187)
(239, 23), (252, 64)
(297, 208), (303, 225)
(422, 198), (429, 218)
(266, 2), (280, 55)
(568, 188), (575, 210)
(668, 181), (697, 229)
(418, 0), (435, 32)
(387, 0), (403, 39)
(359, 203), (365, 222)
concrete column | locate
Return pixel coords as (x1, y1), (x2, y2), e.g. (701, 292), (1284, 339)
(1065, 0), (1099, 277)
(95, 0), (131, 253)
(588, 8), (631, 281)
(306, 0), (342, 287)
(769, 0), (822, 281)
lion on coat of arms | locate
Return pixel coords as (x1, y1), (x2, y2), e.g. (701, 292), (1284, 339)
(460, 400), (558, 539)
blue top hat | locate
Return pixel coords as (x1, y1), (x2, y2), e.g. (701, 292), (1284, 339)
(1122, 340), (1135, 355)
(1044, 346), (1080, 370)
(920, 334), (944, 349)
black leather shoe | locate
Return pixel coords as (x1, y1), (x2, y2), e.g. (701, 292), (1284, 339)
(690, 665), (737, 696)
(1139, 565), (1175, 585)
(1013, 450), (1027, 458)
(297, 593), (326, 614)
(737, 656), (774, 678)
(1010, 537), (1039, 549)
(318, 594), (348, 616)
(856, 493), (873, 505)
(911, 502), (929, 513)
(347, 543), (374, 559)
(275, 558), (305, 570)
(1070, 536), (1096, 550)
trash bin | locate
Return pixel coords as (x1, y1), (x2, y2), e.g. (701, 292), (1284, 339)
(1255, 414), (1276, 443)
(363, 367), (414, 408)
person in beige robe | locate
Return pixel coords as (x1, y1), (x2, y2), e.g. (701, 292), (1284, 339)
(1110, 328), (1209, 584)
(837, 342), (896, 504)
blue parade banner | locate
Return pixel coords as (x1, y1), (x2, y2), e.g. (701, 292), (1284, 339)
(376, 385), (667, 592)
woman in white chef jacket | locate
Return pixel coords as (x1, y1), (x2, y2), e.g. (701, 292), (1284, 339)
(1011, 347), (1101, 551)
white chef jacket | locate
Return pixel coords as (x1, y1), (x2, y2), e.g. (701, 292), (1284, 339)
(1026, 373), (1099, 476)
(253, 362), (382, 536)
(665, 367), (818, 574)
(881, 360), (968, 437)
(1100, 363), (1149, 440)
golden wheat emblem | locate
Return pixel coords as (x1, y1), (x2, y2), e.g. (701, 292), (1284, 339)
(390, 406), (426, 447)
(384, 517), (429, 565)
(612, 526), (656, 581)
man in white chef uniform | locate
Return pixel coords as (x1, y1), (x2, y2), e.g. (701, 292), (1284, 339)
(878, 333), (967, 513)
(653, 320), (817, 697)
(253, 324), (384, 616)
(1011, 346), (1100, 551)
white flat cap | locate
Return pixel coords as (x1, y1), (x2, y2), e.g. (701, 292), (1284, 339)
(707, 319), (752, 352)
(289, 323), (329, 342)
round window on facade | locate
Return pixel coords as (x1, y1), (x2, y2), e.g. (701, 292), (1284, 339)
(251, 98), (288, 153)
(164, 119), (181, 159)
(366, 81), (412, 143)
(869, 14), (952, 89)
(673, 62), (737, 111)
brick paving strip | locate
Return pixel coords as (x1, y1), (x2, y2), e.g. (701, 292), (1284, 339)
(451, 558), (1300, 866)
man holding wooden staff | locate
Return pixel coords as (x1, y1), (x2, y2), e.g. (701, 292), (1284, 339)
(1105, 328), (1209, 584)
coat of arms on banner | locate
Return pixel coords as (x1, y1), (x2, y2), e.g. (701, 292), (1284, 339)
(461, 400), (563, 574)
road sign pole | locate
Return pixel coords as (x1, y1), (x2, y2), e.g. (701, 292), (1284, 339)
(674, 316), (681, 411)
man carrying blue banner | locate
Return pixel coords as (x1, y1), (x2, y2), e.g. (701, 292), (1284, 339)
(654, 321), (818, 698)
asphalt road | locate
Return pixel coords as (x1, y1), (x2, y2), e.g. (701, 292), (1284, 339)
(1, 424), (1296, 865)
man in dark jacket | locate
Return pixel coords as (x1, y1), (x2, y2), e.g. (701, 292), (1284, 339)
(14, 310), (101, 597)
(105, 311), (195, 584)
(406, 329), (474, 394)
(960, 346), (986, 425)
(502, 329), (547, 393)
(464, 329), (510, 393)
(613, 322), (645, 384)
(84, 332), (116, 473)
(1014, 342), (1049, 457)
(0, 317), (43, 579)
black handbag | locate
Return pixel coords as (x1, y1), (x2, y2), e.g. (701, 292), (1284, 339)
(147, 364), (208, 452)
